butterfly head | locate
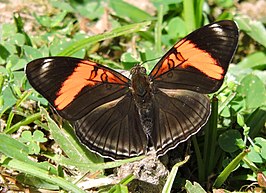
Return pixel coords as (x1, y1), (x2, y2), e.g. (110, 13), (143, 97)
(130, 64), (151, 99)
(130, 64), (147, 76)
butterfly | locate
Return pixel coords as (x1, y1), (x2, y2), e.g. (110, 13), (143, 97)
(26, 20), (239, 160)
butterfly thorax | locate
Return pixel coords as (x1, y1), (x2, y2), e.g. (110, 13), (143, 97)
(130, 65), (154, 138)
(130, 65), (152, 103)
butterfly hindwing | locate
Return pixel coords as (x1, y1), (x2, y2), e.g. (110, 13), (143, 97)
(149, 20), (239, 93)
(152, 89), (210, 156)
(26, 57), (130, 121)
(75, 94), (147, 159)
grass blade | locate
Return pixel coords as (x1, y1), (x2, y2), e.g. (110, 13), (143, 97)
(42, 108), (103, 166)
(44, 153), (145, 171)
(110, 1), (153, 22)
(58, 21), (151, 56)
(4, 112), (41, 134)
(213, 149), (250, 188)
(162, 155), (190, 193)
(205, 97), (219, 176)
(1, 158), (85, 193)
(195, 0), (204, 27)
(183, 0), (196, 32)
(155, 5), (163, 55)
(192, 136), (204, 182)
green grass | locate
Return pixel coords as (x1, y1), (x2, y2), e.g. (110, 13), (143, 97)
(0, 0), (265, 192)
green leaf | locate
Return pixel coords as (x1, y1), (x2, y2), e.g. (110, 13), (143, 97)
(69, 1), (104, 20)
(45, 153), (144, 172)
(13, 12), (24, 33)
(4, 112), (42, 134)
(29, 142), (41, 154)
(167, 17), (187, 39)
(152, 0), (182, 15)
(1, 23), (17, 40)
(155, 4), (163, 55)
(33, 15), (51, 27)
(17, 173), (59, 190)
(0, 86), (17, 114)
(246, 107), (266, 138)
(12, 59), (27, 71)
(33, 11), (67, 28)
(13, 71), (25, 88)
(219, 92), (237, 116)
(13, 13), (32, 46)
(237, 113), (245, 127)
(218, 129), (243, 153)
(247, 145), (263, 163)
(0, 44), (10, 61)
(21, 130), (32, 141)
(110, 0), (153, 22)
(237, 52), (266, 70)
(237, 74), (266, 109)
(255, 137), (266, 160)
(7, 55), (26, 71)
(162, 156), (190, 193)
(9, 33), (25, 46)
(20, 130), (47, 154)
(245, 137), (266, 163)
(0, 133), (29, 161)
(49, 38), (85, 57)
(215, 0), (234, 8)
(50, 0), (74, 12)
(33, 130), (47, 143)
(108, 174), (134, 193)
(0, 134), (56, 173)
(2, 41), (17, 55)
(213, 150), (249, 188)
(0, 134), (82, 192)
(235, 16), (266, 48)
(23, 45), (45, 60)
(114, 184), (128, 193)
(42, 108), (103, 167)
(183, 0), (196, 32)
(184, 180), (206, 193)
(183, 0), (204, 32)
(0, 73), (4, 92)
(121, 52), (139, 70)
(1, 158), (85, 193)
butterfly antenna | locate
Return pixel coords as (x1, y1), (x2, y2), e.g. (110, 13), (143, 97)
(140, 56), (161, 66)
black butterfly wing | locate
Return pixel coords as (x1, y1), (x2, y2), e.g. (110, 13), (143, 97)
(75, 94), (147, 159)
(149, 20), (239, 93)
(151, 89), (210, 156)
(26, 57), (130, 121)
(148, 20), (238, 156)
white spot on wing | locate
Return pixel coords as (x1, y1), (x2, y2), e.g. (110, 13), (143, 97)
(210, 23), (224, 34)
(210, 23), (220, 28)
(42, 58), (54, 70)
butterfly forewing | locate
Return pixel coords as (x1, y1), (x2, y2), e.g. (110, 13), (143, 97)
(149, 20), (239, 93)
(26, 57), (130, 121)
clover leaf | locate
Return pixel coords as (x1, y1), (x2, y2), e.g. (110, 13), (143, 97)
(20, 130), (47, 154)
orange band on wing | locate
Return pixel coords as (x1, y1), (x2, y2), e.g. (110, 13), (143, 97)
(174, 39), (224, 80)
(54, 61), (127, 110)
